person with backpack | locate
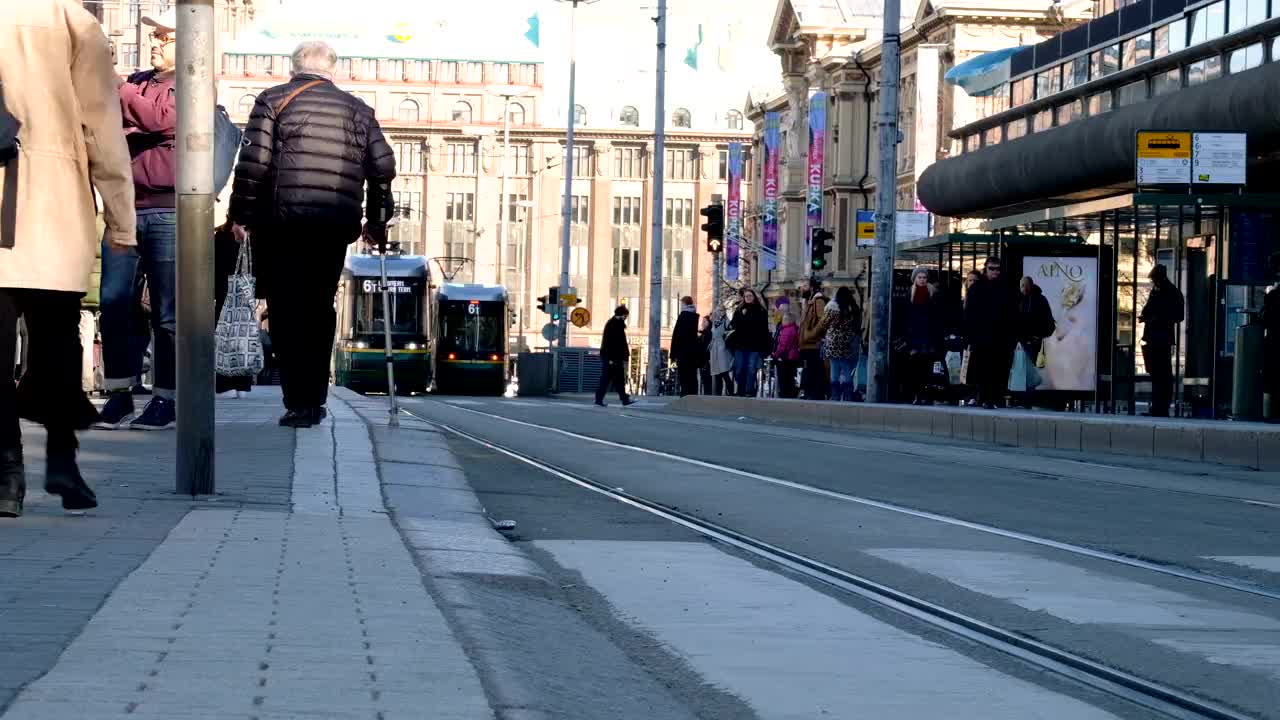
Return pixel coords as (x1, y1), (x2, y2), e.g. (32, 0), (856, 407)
(820, 287), (862, 402)
(1, 0), (136, 517)
(229, 41), (397, 428)
(95, 9), (181, 431)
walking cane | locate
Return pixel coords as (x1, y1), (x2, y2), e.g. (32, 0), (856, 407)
(374, 208), (400, 428)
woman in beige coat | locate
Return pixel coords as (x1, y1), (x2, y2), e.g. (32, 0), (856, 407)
(1, 0), (136, 518)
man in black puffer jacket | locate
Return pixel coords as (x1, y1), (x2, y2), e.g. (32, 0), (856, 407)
(229, 40), (396, 428)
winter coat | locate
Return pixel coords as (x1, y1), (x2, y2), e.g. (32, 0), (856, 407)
(599, 315), (630, 363)
(899, 289), (945, 358)
(728, 301), (771, 354)
(120, 70), (176, 209)
(709, 318), (734, 375)
(799, 295), (827, 350)
(821, 302), (862, 361)
(1140, 281), (1185, 346)
(0, 0), (136, 292)
(1016, 286), (1056, 356)
(773, 322), (801, 361)
(670, 308), (701, 367)
(229, 74), (397, 242)
(964, 277), (1019, 349)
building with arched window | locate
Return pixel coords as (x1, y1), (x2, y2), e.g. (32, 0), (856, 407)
(397, 99), (420, 124)
(619, 106), (640, 126)
(237, 94), (256, 119)
(573, 104), (588, 126)
(671, 108), (692, 128)
(508, 102), (526, 126)
(725, 109), (743, 130)
(451, 101), (473, 124)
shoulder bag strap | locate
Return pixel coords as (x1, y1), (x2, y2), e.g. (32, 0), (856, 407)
(273, 79), (326, 116)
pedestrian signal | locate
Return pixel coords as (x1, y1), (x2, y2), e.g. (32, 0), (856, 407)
(700, 204), (724, 253)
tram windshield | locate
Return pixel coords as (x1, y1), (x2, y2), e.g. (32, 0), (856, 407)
(353, 280), (422, 335)
(438, 300), (504, 355)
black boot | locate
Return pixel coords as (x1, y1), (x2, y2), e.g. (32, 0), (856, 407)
(45, 442), (97, 512)
(0, 447), (25, 518)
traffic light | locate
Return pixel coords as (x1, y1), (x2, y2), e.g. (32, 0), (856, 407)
(700, 204), (725, 253)
(811, 227), (834, 271)
(537, 294), (550, 315)
(548, 287), (561, 321)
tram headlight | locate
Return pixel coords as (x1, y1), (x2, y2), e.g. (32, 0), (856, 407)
(347, 340), (369, 350)
(404, 342), (421, 350)
(447, 352), (457, 360)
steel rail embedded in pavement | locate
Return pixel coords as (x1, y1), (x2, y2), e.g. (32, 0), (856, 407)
(425, 401), (1280, 603)
(403, 407), (1259, 720)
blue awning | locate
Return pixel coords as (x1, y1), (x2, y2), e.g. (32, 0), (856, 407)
(944, 47), (1021, 97)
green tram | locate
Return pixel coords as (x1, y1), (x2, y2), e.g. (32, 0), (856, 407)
(433, 284), (509, 396)
(334, 255), (434, 395)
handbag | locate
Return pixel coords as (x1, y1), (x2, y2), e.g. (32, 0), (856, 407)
(214, 236), (264, 377)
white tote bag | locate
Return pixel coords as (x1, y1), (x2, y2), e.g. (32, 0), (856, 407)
(214, 236), (264, 377)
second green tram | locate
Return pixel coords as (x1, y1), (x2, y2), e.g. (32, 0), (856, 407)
(334, 254), (433, 395)
(433, 284), (509, 396)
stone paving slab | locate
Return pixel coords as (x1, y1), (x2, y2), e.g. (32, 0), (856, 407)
(2, 389), (492, 719)
(0, 391), (294, 714)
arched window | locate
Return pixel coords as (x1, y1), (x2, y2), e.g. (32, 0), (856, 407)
(508, 102), (526, 126)
(725, 109), (743, 131)
(672, 108), (691, 128)
(237, 94), (256, 118)
(619, 105), (640, 127)
(451, 100), (472, 124)
(397, 98), (420, 124)
(573, 104), (587, 126)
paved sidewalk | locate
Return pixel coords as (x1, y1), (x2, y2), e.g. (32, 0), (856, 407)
(1, 389), (491, 720)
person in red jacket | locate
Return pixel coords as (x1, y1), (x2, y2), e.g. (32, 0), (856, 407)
(95, 9), (179, 432)
(772, 310), (801, 398)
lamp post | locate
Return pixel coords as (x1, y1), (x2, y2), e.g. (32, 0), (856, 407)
(554, 0), (599, 351)
(486, 85), (531, 289)
(645, 0), (667, 396)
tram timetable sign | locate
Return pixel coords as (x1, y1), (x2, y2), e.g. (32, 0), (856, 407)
(1136, 130), (1246, 187)
(1136, 132), (1192, 185)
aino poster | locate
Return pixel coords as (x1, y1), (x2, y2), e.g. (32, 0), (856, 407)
(1025, 256), (1099, 392)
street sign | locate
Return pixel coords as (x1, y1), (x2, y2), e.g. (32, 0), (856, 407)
(1136, 131), (1192, 185)
(1192, 132), (1247, 185)
(854, 210), (931, 247)
(541, 322), (559, 342)
(560, 293), (578, 306)
(570, 307), (591, 328)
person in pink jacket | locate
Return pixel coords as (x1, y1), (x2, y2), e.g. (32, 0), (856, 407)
(772, 311), (801, 399)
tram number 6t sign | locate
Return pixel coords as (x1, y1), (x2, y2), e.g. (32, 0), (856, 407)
(363, 279), (410, 294)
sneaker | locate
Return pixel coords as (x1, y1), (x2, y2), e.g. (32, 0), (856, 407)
(129, 397), (176, 431)
(93, 392), (135, 430)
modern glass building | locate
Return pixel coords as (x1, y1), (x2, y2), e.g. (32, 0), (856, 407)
(918, 0), (1280, 419)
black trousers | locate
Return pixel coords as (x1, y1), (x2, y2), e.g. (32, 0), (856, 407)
(1143, 342), (1173, 417)
(677, 363), (699, 397)
(214, 232), (253, 395)
(263, 240), (348, 412)
(907, 353), (935, 401)
(970, 342), (1014, 407)
(801, 349), (827, 400)
(595, 359), (630, 404)
(777, 359), (799, 398)
(1, 288), (82, 453)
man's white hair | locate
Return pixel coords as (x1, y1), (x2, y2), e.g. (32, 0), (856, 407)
(291, 41), (338, 79)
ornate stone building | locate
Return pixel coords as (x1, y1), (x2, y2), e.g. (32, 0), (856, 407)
(746, 0), (1091, 297)
(85, 0), (776, 368)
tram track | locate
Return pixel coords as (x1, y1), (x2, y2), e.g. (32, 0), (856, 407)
(403, 405), (1261, 720)
(422, 400), (1280, 603)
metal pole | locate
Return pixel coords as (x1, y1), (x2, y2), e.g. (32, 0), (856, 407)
(175, 0), (215, 495)
(378, 250), (400, 426)
(498, 95), (511, 289)
(556, 0), (579, 350)
(867, 0), (901, 404)
(645, 0), (667, 397)
(713, 251), (723, 315)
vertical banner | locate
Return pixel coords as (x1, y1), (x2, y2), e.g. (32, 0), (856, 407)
(725, 143), (743, 281)
(762, 112), (781, 270)
(806, 92), (827, 261)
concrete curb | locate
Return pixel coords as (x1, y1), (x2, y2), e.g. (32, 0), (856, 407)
(669, 396), (1280, 470)
(331, 389), (554, 718)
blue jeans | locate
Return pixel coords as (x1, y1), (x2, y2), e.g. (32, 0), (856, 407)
(829, 357), (856, 400)
(100, 211), (176, 397)
(734, 350), (761, 397)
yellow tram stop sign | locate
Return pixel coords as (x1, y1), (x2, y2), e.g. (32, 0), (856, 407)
(570, 306), (591, 328)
